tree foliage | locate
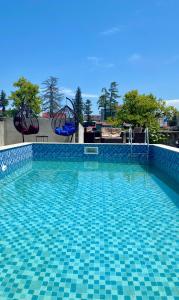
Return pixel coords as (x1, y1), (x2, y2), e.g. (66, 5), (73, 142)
(42, 76), (63, 117)
(98, 82), (120, 120)
(3, 108), (16, 117)
(111, 90), (177, 143)
(108, 82), (120, 116)
(74, 87), (84, 123)
(98, 88), (110, 121)
(84, 99), (93, 121)
(10, 77), (41, 114)
(116, 90), (176, 126)
(0, 90), (8, 115)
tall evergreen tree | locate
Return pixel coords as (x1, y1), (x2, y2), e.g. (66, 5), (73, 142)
(42, 76), (63, 117)
(74, 87), (84, 123)
(84, 99), (93, 122)
(0, 90), (8, 115)
(108, 82), (120, 117)
(97, 88), (110, 121)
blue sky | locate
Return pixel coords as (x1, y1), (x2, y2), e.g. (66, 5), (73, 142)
(0, 0), (179, 113)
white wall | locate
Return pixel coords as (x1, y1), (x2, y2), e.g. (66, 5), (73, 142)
(0, 121), (5, 146)
(3, 118), (77, 145)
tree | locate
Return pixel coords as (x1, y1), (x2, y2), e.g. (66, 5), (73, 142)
(97, 88), (110, 120)
(108, 82), (120, 117)
(42, 76), (63, 117)
(3, 108), (16, 117)
(10, 77), (41, 114)
(74, 87), (84, 123)
(111, 90), (177, 143)
(0, 90), (8, 115)
(168, 113), (178, 127)
(116, 90), (177, 127)
(84, 99), (93, 122)
(98, 82), (120, 120)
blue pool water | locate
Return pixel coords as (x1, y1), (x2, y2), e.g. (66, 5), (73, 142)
(0, 161), (178, 300)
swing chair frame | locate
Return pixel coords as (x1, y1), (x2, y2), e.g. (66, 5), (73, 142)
(51, 97), (78, 142)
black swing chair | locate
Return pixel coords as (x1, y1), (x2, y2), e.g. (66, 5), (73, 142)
(14, 104), (39, 142)
(51, 97), (78, 141)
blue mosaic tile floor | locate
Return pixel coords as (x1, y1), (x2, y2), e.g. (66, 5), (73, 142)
(0, 161), (179, 300)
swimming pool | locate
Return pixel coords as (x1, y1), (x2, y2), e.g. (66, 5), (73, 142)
(0, 155), (178, 299)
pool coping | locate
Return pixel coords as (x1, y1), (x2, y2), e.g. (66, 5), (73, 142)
(151, 144), (179, 153)
(0, 142), (32, 152)
(0, 142), (179, 153)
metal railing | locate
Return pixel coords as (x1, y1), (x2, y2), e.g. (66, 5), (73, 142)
(128, 127), (133, 157)
(144, 127), (149, 145)
(129, 127), (149, 159)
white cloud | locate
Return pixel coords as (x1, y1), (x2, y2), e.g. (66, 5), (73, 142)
(62, 88), (98, 99)
(82, 93), (98, 99)
(128, 53), (142, 63)
(166, 99), (179, 109)
(100, 26), (122, 36)
(87, 56), (114, 68)
(61, 88), (75, 97)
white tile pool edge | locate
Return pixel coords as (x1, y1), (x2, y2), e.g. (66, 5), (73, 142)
(0, 142), (179, 153)
(0, 142), (32, 152)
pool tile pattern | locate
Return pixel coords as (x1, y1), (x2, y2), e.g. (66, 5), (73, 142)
(0, 143), (179, 184)
(0, 144), (33, 178)
(150, 145), (179, 184)
(0, 161), (178, 299)
(33, 143), (149, 163)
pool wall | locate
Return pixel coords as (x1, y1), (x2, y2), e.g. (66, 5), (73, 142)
(0, 143), (33, 178)
(32, 143), (149, 162)
(0, 143), (179, 183)
(150, 144), (179, 183)
(0, 143), (32, 164)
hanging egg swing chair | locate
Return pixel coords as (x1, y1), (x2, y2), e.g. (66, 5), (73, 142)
(13, 104), (39, 142)
(51, 97), (78, 142)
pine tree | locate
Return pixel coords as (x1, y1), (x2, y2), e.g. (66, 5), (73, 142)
(42, 76), (63, 117)
(97, 88), (110, 121)
(0, 90), (8, 115)
(74, 87), (84, 123)
(84, 99), (93, 122)
(108, 82), (120, 117)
